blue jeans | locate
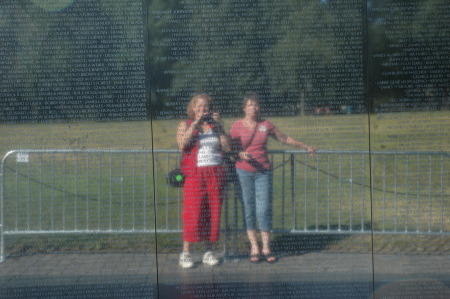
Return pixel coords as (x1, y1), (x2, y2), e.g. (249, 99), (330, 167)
(236, 168), (272, 231)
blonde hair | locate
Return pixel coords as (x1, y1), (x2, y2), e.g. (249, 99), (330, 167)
(186, 93), (212, 119)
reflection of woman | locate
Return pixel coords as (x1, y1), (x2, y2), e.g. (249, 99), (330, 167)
(176, 93), (230, 268)
(230, 92), (317, 263)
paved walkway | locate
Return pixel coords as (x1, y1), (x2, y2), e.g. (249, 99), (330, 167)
(0, 251), (449, 298)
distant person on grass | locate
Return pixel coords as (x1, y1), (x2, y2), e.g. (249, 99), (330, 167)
(177, 93), (230, 268)
(230, 92), (317, 263)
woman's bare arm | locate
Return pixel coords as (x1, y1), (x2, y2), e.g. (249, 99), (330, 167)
(177, 120), (199, 150)
(273, 127), (317, 154)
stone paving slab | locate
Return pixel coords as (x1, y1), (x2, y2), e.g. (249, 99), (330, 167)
(0, 252), (449, 298)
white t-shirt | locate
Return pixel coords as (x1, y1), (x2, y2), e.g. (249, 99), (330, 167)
(197, 129), (222, 167)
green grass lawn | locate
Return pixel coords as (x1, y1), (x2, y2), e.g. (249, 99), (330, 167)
(1, 111), (448, 154)
(0, 111), (448, 254)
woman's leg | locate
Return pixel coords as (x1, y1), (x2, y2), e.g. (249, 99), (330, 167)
(236, 168), (257, 231)
(255, 170), (276, 262)
(204, 166), (224, 243)
(247, 229), (260, 258)
(261, 230), (276, 262)
(180, 173), (203, 268)
(236, 168), (260, 260)
(261, 230), (271, 255)
(182, 172), (206, 243)
(183, 241), (191, 252)
(255, 170), (272, 232)
(180, 240), (194, 268)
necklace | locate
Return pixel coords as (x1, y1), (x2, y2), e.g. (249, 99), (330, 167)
(243, 118), (257, 130)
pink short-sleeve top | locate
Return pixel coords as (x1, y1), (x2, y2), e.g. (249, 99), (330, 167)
(230, 119), (276, 172)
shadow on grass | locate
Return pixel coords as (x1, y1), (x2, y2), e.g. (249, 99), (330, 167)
(271, 233), (350, 257)
(5, 234), (155, 257)
(270, 222), (372, 255)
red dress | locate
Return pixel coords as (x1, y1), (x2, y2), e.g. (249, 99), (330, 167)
(181, 120), (224, 243)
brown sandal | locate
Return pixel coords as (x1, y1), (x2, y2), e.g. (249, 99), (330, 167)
(262, 254), (277, 263)
(250, 254), (261, 263)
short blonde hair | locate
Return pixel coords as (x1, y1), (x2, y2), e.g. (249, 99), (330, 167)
(186, 93), (212, 119)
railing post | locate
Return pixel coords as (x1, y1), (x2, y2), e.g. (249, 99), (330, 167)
(1, 166), (4, 263)
(291, 153), (296, 231)
(223, 185), (229, 260)
(233, 180), (240, 259)
(0, 152), (13, 264)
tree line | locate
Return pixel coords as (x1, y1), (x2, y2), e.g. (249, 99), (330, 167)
(0, 0), (447, 122)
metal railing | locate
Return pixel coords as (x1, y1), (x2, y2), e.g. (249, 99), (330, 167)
(1, 149), (449, 261)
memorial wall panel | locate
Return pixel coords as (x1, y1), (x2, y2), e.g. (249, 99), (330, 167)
(0, 0), (156, 298)
(152, 0), (373, 298)
(0, 0), (449, 298)
(0, 0), (147, 123)
(369, 1), (450, 297)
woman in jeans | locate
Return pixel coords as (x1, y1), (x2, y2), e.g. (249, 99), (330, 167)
(177, 93), (230, 268)
(230, 92), (317, 263)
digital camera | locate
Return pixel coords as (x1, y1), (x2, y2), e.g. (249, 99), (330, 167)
(201, 113), (214, 124)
